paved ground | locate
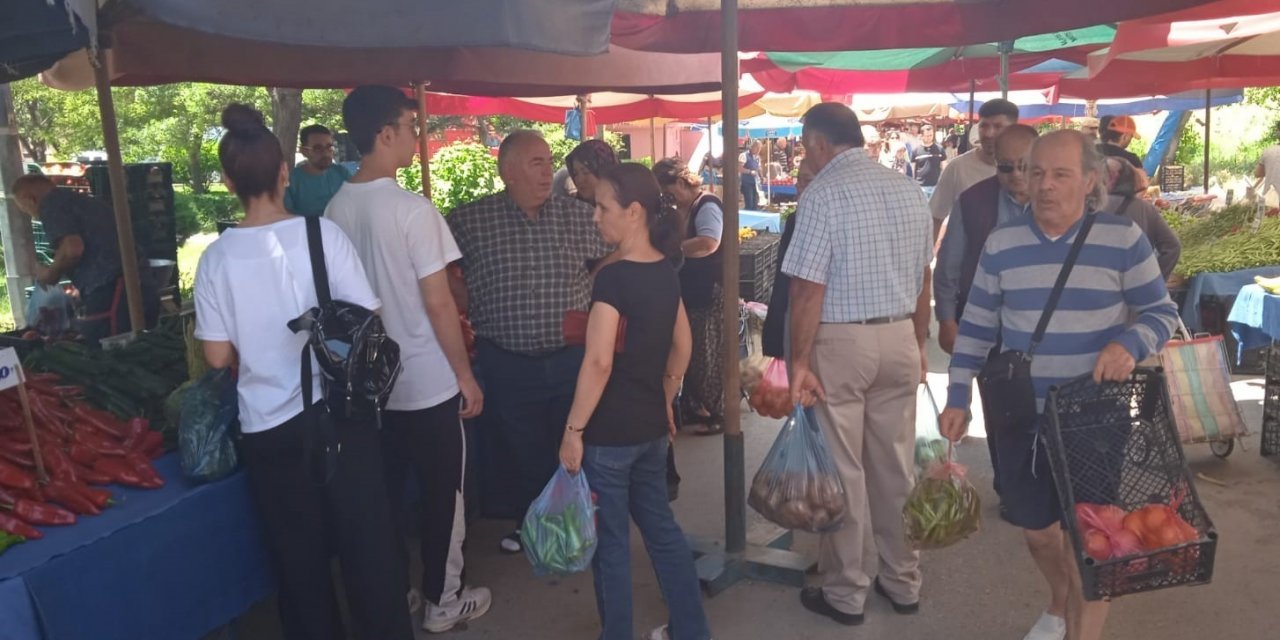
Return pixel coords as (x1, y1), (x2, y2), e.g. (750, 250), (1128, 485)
(228, 335), (1280, 640)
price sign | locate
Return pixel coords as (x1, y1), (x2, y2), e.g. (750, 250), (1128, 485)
(0, 347), (22, 392)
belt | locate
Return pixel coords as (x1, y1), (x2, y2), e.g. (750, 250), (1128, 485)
(829, 314), (913, 326)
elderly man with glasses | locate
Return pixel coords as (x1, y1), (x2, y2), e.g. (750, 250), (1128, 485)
(285, 124), (353, 217)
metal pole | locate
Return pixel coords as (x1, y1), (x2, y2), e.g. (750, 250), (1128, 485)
(414, 82), (432, 198)
(0, 84), (35, 328)
(966, 80), (976, 153)
(719, 0), (745, 556)
(92, 51), (146, 335)
(649, 114), (657, 164)
(1203, 89), (1212, 194)
(998, 40), (1013, 100)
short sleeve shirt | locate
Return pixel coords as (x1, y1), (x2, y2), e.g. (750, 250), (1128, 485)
(193, 217), (380, 432)
(326, 178), (463, 411)
(448, 192), (609, 355)
(38, 189), (128, 296)
(585, 260), (679, 447)
(285, 163), (352, 217)
(1101, 144), (1144, 170)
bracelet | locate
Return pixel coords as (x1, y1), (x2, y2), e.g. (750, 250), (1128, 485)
(663, 374), (683, 382)
(565, 423), (584, 434)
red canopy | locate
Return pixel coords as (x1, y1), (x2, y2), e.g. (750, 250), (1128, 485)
(610, 0), (1219, 53)
(420, 91), (765, 125)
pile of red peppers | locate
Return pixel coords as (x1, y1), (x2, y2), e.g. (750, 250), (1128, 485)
(0, 373), (166, 552)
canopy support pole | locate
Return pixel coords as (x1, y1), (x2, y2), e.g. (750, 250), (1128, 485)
(92, 50), (146, 335)
(998, 40), (1013, 99)
(1203, 89), (1211, 194)
(965, 80), (976, 152)
(0, 84), (35, 328)
(414, 82), (432, 198)
(649, 114), (657, 163)
(689, 0), (811, 598)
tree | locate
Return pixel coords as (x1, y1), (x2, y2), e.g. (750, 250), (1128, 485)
(270, 88), (304, 160)
(10, 78), (104, 162)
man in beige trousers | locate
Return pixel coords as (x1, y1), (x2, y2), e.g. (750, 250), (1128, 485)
(783, 102), (934, 626)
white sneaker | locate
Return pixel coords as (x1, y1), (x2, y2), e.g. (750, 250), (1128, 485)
(423, 586), (492, 634)
(1022, 612), (1067, 640)
(644, 626), (671, 640)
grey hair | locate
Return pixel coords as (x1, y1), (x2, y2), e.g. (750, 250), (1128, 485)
(498, 129), (546, 169)
(1037, 130), (1108, 209)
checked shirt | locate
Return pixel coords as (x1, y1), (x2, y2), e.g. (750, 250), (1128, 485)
(448, 192), (608, 355)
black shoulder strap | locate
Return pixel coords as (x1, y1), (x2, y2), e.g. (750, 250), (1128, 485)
(1029, 214), (1096, 357)
(304, 216), (331, 305)
(1116, 195), (1135, 217)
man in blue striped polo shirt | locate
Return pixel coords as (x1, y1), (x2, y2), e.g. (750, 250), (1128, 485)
(939, 131), (1178, 640)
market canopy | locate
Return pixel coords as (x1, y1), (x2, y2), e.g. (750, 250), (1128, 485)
(421, 89), (765, 126)
(610, 0), (1220, 53)
(4, 0), (619, 86)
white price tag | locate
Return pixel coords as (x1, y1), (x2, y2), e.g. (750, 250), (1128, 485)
(0, 347), (23, 392)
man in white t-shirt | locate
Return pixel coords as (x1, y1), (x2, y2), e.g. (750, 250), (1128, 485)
(1255, 125), (1280, 199)
(929, 99), (1019, 238)
(325, 85), (491, 634)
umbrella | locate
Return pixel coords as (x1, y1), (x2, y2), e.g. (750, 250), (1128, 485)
(610, 0), (1217, 53)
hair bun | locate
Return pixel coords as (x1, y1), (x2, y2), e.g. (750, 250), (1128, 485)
(221, 103), (267, 134)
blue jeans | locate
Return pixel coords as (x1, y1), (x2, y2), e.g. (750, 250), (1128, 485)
(475, 340), (583, 520)
(584, 437), (710, 640)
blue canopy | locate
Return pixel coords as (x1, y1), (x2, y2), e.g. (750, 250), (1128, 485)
(950, 90), (1244, 119)
(712, 115), (804, 139)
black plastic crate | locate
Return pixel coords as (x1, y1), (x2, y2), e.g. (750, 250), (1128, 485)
(1044, 369), (1217, 601)
(1263, 343), (1280, 458)
(0, 331), (43, 361)
(739, 233), (779, 303)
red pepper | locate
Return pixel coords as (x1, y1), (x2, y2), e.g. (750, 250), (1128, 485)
(0, 447), (34, 469)
(43, 480), (100, 516)
(73, 464), (112, 486)
(5, 498), (76, 526)
(12, 486), (45, 503)
(68, 442), (99, 467)
(0, 512), (42, 539)
(0, 459), (35, 490)
(93, 457), (145, 487)
(124, 452), (165, 489)
(72, 429), (127, 457)
(75, 485), (113, 510)
(41, 447), (78, 483)
(137, 431), (165, 459)
(0, 438), (33, 454)
(121, 418), (147, 451)
(72, 406), (126, 440)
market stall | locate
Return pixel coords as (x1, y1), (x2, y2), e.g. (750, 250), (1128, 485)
(1228, 283), (1280, 457)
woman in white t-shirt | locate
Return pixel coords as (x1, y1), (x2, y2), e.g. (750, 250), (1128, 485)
(193, 104), (413, 640)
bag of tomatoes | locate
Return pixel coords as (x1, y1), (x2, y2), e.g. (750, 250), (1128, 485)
(748, 358), (791, 419)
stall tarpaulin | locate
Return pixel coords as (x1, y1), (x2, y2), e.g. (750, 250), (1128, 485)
(463, 90), (767, 126)
(610, 0), (1220, 53)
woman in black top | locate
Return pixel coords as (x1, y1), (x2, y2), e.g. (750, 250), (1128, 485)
(653, 158), (725, 435)
(761, 155), (816, 359)
(558, 164), (710, 640)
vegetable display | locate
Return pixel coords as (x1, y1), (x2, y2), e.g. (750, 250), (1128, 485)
(748, 406), (847, 533)
(521, 466), (598, 576)
(0, 379), (166, 555)
(747, 358), (791, 420)
(0, 531), (25, 554)
(1171, 205), (1280, 277)
(903, 452), (981, 550)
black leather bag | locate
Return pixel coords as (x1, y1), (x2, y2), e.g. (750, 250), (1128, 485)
(977, 214), (1096, 434)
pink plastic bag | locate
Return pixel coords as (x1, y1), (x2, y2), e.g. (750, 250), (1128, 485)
(748, 358), (791, 419)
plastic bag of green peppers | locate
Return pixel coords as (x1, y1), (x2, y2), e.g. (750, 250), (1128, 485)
(521, 465), (598, 576)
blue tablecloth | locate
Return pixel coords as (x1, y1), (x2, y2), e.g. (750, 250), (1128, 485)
(1228, 284), (1280, 357)
(0, 454), (273, 640)
(765, 184), (796, 198)
(1180, 267), (1280, 332)
(740, 210), (782, 233)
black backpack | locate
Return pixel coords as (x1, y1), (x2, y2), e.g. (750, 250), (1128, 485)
(288, 217), (403, 429)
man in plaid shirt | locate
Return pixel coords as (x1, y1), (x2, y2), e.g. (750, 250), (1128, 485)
(448, 130), (609, 553)
(784, 103), (933, 627)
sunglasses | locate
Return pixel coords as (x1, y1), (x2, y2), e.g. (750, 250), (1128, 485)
(997, 162), (1029, 174)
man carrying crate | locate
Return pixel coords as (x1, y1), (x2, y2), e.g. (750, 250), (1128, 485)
(939, 131), (1179, 640)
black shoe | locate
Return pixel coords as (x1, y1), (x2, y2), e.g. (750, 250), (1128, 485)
(873, 578), (919, 615)
(800, 587), (864, 626)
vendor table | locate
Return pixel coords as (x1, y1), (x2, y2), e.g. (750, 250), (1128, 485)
(1227, 284), (1280, 457)
(0, 454), (274, 640)
(1179, 267), (1280, 332)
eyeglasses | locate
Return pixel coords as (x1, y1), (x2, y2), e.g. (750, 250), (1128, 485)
(306, 143), (337, 153)
(997, 162), (1030, 174)
(386, 120), (422, 137)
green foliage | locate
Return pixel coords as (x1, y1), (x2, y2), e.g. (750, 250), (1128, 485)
(1172, 103), (1277, 189)
(424, 142), (504, 215)
(177, 233), (219, 303)
(174, 189), (240, 240)
(531, 123), (625, 168)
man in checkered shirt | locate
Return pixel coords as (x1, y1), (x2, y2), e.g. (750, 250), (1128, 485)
(783, 103), (933, 626)
(448, 130), (609, 554)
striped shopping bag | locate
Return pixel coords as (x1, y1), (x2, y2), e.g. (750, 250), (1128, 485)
(1158, 335), (1249, 444)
